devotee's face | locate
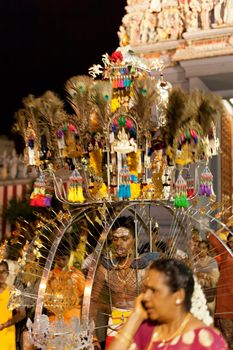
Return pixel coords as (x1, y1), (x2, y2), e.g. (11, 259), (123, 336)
(227, 236), (233, 252)
(142, 269), (179, 322)
(0, 264), (8, 284)
(112, 227), (134, 257)
(198, 242), (208, 258)
(55, 255), (69, 269)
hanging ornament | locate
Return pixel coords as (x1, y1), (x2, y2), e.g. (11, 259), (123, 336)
(174, 174), (189, 208)
(185, 170), (195, 199)
(25, 122), (37, 165)
(199, 166), (213, 197)
(30, 173), (53, 207)
(67, 168), (85, 203)
(118, 165), (131, 200)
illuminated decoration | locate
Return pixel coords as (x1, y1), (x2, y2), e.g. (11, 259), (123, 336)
(12, 46), (223, 206)
(27, 316), (94, 350)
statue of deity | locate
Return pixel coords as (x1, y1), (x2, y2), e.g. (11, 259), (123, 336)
(200, 0), (214, 29)
(140, 10), (157, 43)
(149, 0), (161, 12)
(213, 0), (225, 25)
(113, 128), (137, 154)
(122, 12), (143, 45)
(157, 6), (183, 40)
(185, 0), (202, 31)
(117, 25), (129, 47)
(224, 0), (233, 24)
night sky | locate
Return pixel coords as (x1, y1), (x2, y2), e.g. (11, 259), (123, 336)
(0, 0), (127, 139)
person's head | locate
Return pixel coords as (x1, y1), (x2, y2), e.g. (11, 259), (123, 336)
(55, 254), (69, 269)
(191, 227), (200, 242)
(227, 233), (233, 252)
(154, 240), (168, 255)
(142, 258), (194, 322)
(111, 216), (135, 257)
(55, 241), (71, 269)
(0, 260), (9, 284)
(198, 240), (210, 258)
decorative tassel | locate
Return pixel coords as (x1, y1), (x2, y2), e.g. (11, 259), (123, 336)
(174, 174), (189, 208)
(30, 172), (53, 207)
(77, 186), (85, 203)
(130, 183), (140, 200)
(199, 166), (213, 197)
(67, 168), (85, 203)
(118, 165), (131, 200)
(185, 171), (195, 199)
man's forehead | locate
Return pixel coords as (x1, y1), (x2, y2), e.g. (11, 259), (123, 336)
(112, 227), (132, 238)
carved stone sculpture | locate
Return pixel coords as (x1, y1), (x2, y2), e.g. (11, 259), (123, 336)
(149, 0), (161, 12)
(224, 0), (233, 24)
(200, 0), (214, 29)
(140, 10), (157, 43)
(213, 0), (225, 25)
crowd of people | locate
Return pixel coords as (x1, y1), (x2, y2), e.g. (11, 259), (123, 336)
(0, 216), (233, 350)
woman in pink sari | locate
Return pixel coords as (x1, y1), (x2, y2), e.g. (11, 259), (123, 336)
(108, 258), (228, 350)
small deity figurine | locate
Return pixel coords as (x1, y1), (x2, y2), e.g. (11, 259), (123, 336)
(113, 128), (137, 154)
(140, 10), (157, 43)
(25, 121), (37, 166)
(213, 0), (225, 25)
(117, 25), (130, 47)
(123, 12), (142, 45)
(200, 0), (214, 29)
(185, 0), (202, 31)
(18, 156), (28, 179)
(150, 0), (161, 12)
(9, 149), (18, 180)
(151, 149), (164, 199)
(157, 6), (183, 40)
(224, 0), (233, 24)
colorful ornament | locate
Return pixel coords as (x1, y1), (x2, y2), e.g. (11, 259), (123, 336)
(174, 174), (189, 208)
(199, 166), (213, 197)
(118, 165), (131, 200)
(67, 169), (85, 203)
(185, 171), (195, 199)
(30, 173), (53, 207)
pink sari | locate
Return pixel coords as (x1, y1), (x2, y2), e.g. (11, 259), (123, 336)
(134, 320), (229, 350)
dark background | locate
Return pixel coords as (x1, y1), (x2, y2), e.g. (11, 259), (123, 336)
(0, 0), (127, 139)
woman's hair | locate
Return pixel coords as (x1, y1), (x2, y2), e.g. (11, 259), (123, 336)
(0, 260), (9, 273)
(149, 258), (194, 311)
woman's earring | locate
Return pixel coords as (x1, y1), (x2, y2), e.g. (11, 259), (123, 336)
(176, 299), (181, 305)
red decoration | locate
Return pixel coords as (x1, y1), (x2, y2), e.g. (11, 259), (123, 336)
(110, 51), (123, 63)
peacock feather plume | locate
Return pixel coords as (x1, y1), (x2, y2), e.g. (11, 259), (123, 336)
(130, 77), (158, 137)
(162, 86), (189, 146)
(65, 75), (94, 137)
(189, 90), (224, 135)
(89, 80), (112, 130)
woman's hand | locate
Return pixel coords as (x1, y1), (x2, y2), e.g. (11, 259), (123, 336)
(133, 294), (148, 321)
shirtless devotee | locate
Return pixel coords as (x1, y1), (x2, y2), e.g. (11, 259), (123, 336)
(91, 216), (160, 349)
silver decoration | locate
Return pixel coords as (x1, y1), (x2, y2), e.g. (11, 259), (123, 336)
(27, 315), (95, 350)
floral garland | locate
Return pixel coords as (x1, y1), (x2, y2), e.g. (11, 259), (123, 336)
(190, 276), (213, 326)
